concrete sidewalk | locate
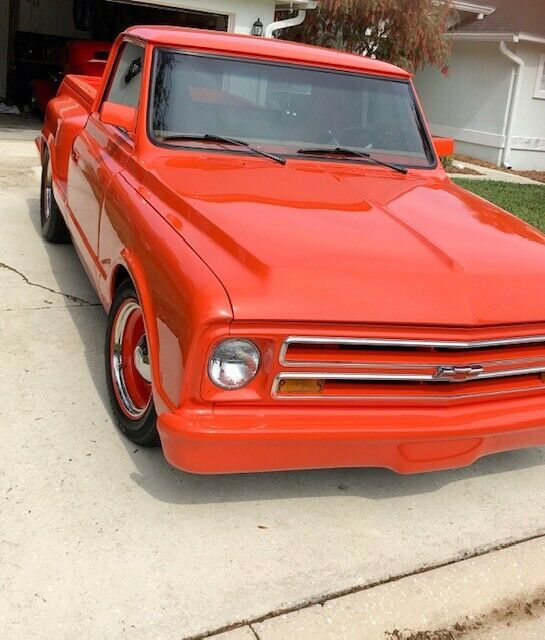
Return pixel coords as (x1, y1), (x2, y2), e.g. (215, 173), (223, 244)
(2, 127), (545, 640)
(212, 536), (545, 639)
(449, 161), (543, 185)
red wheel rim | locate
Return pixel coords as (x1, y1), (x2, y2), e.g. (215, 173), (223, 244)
(110, 299), (152, 420)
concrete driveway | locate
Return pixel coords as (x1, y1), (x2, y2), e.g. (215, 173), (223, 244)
(2, 117), (545, 640)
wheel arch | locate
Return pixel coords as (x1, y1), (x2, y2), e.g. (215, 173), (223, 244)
(37, 134), (49, 167)
(110, 263), (132, 301)
(115, 250), (176, 415)
(103, 175), (233, 414)
(44, 91), (90, 184)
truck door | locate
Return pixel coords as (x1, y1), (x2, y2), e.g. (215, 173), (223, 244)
(67, 41), (144, 282)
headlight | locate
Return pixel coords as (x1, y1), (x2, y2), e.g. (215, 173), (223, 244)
(208, 339), (261, 390)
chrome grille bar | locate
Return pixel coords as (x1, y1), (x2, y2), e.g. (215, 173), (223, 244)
(275, 367), (545, 386)
(274, 334), (545, 403)
(280, 335), (545, 367)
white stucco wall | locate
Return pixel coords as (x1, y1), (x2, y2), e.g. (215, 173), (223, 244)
(414, 40), (513, 164)
(508, 41), (545, 170)
(124, 0), (277, 34)
(414, 39), (545, 170)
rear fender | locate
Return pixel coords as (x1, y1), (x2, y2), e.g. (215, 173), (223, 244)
(44, 91), (90, 185)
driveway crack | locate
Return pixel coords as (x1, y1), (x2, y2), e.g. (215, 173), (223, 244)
(249, 627), (261, 640)
(0, 261), (100, 306)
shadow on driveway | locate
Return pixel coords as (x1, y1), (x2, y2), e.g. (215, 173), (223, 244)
(25, 195), (545, 507)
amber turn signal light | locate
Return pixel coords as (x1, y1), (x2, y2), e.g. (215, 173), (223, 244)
(278, 379), (324, 394)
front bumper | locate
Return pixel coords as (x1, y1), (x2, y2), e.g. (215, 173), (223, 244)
(157, 396), (545, 474)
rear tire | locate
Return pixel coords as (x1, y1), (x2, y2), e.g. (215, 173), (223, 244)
(40, 154), (70, 243)
(105, 281), (160, 447)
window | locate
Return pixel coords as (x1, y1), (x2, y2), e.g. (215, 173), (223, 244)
(105, 42), (145, 108)
(534, 54), (545, 100)
(150, 50), (434, 168)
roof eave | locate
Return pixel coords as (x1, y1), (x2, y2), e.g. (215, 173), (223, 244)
(275, 0), (317, 8)
(446, 31), (517, 41)
(518, 32), (545, 45)
(450, 1), (496, 16)
(447, 31), (545, 44)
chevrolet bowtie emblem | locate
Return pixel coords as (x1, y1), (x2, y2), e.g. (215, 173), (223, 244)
(433, 365), (484, 382)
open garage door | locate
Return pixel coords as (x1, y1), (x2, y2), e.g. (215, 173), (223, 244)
(76, 0), (229, 38)
(4, 0), (229, 111)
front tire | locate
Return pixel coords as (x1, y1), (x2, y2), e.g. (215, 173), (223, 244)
(40, 155), (70, 243)
(105, 281), (159, 447)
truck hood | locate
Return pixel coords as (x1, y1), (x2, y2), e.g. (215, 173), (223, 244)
(144, 154), (545, 326)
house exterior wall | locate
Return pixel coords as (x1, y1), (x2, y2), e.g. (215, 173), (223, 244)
(508, 41), (545, 170)
(415, 39), (545, 170)
(414, 40), (513, 164)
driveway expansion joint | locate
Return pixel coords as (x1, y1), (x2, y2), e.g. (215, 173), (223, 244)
(185, 530), (545, 640)
(0, 261), (99, 306)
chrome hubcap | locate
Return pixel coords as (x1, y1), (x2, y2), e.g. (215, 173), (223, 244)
(134, 337), (152, 383)
(111, 300), (152, 419)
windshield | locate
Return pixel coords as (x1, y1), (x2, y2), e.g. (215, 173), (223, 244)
(150, 49), (435, 168)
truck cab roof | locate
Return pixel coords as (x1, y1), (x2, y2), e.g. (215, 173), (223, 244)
(122, 25), (411, 79)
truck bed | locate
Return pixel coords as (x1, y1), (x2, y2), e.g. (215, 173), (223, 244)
(38, 73), (104, 191)
(60, 74), (102, 111)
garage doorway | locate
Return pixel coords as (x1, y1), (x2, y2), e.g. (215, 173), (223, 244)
(80, 1), (229, 39)
(5, 0), (229, 111)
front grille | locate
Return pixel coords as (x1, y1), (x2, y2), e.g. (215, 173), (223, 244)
(273, 335), (545, 404)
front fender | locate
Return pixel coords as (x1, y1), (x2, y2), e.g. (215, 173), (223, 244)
(100, 172), (233, 413)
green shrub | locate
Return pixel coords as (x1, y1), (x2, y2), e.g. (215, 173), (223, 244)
(441, 155), (453, 168)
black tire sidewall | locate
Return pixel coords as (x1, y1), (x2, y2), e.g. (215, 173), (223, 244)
(40, 154), (70, 243)
(39, 155), (51, 233)
(105, 281), (159, 447)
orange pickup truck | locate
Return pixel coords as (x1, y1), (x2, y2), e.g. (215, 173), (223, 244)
(37, 26), (545, 474)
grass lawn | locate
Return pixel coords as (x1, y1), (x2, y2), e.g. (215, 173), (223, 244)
(453, 179), (545, 232)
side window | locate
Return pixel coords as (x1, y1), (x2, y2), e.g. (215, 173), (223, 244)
(105, 42), (144, 108)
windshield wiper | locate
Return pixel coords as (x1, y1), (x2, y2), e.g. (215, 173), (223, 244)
(296, 146), (408, 174)
(160, 133), (286, 165)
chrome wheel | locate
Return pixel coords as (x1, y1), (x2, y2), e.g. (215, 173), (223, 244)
(43, 160), (53, 223)
(110, 299), (152, 420)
